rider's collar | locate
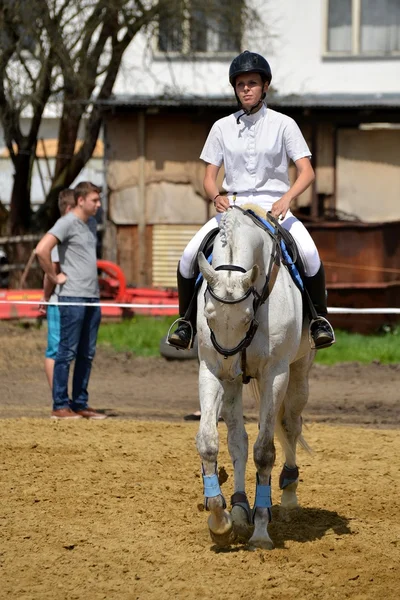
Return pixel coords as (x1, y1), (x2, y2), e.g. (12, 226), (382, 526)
(241, 103), (267, 123)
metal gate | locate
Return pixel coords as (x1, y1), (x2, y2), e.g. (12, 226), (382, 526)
(152, 224), (200, 287)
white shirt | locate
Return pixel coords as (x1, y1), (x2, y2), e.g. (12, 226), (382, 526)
(200, 104), (311, 212)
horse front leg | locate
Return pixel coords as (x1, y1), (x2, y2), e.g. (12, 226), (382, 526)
(250, 365), (290, 550)
(220, 380), (253, 543)
(196, 361), (234, 547)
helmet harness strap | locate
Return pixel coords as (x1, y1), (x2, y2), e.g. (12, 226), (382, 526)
(236, 91), (266, 124)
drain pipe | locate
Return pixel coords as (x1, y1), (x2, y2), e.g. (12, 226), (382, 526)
(137, 110), (147, 286)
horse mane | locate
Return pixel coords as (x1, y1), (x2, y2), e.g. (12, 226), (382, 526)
(220, 204), (267, 250)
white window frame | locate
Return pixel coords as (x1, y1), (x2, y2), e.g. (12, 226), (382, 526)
(323, 0), (400, 57)
(154, 0), (242, 59)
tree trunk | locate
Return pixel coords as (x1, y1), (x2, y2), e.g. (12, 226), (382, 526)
(54, 101), (81, 182)
(9, 149), (34, 235)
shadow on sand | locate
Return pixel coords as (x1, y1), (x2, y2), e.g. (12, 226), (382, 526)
(211, 505), (352, 552)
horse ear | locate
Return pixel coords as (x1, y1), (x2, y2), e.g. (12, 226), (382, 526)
(243, 265), (259, 289)
(198, 252), (217, 285)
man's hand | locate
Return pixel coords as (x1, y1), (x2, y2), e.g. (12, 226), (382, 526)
(271, 194), (292, 220)
(214, 195), (230, 213)
(38, 296), (48, 315)
(55, 272), (67, 285)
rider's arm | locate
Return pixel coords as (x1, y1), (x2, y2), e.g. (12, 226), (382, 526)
(203, 163), (230, 213)
(288, 157), (315, 201)
(271, 158), (315, 219)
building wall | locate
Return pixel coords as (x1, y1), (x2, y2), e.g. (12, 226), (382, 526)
(106, 112), (217, 226)
(337, 129), (400, 222)
(113, 0), (400, 99)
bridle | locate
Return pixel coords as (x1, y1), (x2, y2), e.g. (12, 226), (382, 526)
(204, 225), (281, 382)
(206, 264), (261, 358)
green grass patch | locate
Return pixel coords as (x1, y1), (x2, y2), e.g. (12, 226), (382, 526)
(97, 315), (176, 357)
(314, 327), (400, 365)
(98, 317), (400, 364)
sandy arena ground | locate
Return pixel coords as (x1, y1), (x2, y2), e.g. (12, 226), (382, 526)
(0, 322), (399, 599)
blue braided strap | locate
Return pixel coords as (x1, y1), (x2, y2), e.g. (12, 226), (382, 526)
(254, 483), (272, 509)
(203, 473), (222, 498)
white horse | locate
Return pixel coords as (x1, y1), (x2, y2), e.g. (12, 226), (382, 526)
(196, 205), (315, 549)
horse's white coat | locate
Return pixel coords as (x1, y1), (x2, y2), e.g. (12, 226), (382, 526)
(196, 207), (315, 549)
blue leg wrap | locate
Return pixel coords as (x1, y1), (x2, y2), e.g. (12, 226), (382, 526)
(202, 468), (226, 510)
(252, 475), (272, 522)
(203, 473), (222, 498)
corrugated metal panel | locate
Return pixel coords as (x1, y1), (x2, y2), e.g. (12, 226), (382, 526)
(152, 224), (200, 287)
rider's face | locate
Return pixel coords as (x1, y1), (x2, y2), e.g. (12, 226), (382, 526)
(235, 73), (268, 110)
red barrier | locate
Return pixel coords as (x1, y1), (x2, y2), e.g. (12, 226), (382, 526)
(0, 260), (179, 320)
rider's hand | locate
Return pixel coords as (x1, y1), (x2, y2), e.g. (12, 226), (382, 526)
(271, 194), (292, 220)
(213, 195), (230, 213)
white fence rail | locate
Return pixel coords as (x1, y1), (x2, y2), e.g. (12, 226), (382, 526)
(0, 299), (399, 314)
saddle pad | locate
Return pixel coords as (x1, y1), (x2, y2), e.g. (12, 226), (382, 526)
(195, 214), (304, 292)
(247, 211), (304, 292)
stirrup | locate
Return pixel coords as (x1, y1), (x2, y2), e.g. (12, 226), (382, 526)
(309, 316), (336, 350)
(167, 317), (194, 350)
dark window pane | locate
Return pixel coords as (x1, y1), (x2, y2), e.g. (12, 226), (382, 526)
(190, 0), (242, 53)
(327, 0), (352, 52)
(158, 2), (184, 52)
(361, 0), (400, 53)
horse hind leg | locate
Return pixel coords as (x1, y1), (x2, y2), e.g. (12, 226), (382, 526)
(276, 355), (313, 510)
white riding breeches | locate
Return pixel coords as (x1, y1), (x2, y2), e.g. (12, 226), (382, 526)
(179, 209), (321, 279)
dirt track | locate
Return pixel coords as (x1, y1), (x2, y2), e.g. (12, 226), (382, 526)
(0, 322), (400, 599)
(0, 321), (399, 426)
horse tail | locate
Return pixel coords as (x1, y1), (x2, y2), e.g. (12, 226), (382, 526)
(274, 413), (313, 461)
(249, 378), (261, 407)
(248, 379), (313, 457)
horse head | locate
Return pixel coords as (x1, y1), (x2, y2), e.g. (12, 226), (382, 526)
(198, 251), (259, 380)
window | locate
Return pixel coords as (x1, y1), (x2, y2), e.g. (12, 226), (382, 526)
(157, 0), (242, 55)
(326, 0), (400, 55)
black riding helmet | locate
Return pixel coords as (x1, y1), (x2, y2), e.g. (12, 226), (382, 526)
(229, 50), (272, 87)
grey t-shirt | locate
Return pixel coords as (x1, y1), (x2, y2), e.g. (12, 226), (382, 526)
(48, 212), (99, 298)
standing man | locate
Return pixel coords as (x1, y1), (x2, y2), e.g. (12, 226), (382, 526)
(40, 188), (75, 390)
(36, 181), (106, 420)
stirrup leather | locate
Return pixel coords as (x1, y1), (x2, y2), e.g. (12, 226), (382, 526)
(308, 316), (336, 350)
(167, 317), (194, 349)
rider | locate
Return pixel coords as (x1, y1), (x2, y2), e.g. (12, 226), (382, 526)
(168, 50), (335, 351)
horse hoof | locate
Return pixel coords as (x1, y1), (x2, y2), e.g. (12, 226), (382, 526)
(248, 536), (274, 550)
(231, 505), (254, 544)
(209, 526), (236, 548)
(280, 483), (299, 510)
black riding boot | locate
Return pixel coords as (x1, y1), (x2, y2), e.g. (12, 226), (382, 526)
(304, 263), (335, 349)
(167, 266), (197, 350)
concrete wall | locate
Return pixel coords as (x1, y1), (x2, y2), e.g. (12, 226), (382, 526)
(113, 0), (400, 99)
(337, 129), (400, 222)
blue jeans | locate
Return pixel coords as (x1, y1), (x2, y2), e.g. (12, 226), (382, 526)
(52, 298), (101, 411)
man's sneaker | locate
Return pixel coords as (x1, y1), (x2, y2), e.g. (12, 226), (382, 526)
(73, 408), (107, 420)
(167, 321), (193, 349)
(51, 408), (83, 420)
(310, 318), (335, 349)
